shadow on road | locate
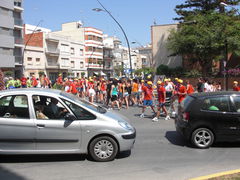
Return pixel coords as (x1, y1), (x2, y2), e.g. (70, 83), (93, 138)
(0, 166), (26, 180)
(0, 154), (87, 163)
(213, 142), (240, 148)
(116, 150), (131, 159)
(165, 131), (190, 147)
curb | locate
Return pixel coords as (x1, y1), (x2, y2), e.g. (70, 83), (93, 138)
(189, 169), (240, 180)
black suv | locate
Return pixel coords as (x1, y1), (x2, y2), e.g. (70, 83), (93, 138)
(175, 91), (240, 148)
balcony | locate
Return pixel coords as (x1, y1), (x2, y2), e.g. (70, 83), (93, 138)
(45, 61), (59, 69)
(15, 56), (22, 65)
(14, 18), (23, 28)
(45, 48), (60, 56)
(14, 1), (24, 12)
(103, 54), (114, 59)
(14, 37), (24, 47)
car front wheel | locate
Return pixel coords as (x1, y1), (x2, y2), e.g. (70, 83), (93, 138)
(89, 136), (118, 162)
(191, 128), (214, 149)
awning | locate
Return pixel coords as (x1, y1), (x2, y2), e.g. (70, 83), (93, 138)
(93, 71), (106, 76)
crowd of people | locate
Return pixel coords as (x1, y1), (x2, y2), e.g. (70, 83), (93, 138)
(2, 74), (240, 122)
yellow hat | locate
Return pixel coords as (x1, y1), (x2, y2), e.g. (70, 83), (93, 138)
(141, 80), (144, 83)
(168, 78), (171, 81)
(59, 73), (62, 76)
(157, 81), (162, 84)
(147, 81), (152, 85)
(153, 85), (157, 89)
(147, 75), (152, 78)
(233, 81), (238, 84)
(178, 79), (183, 83)
(175, 78), (178, 80)
(164, 78), (169, 82)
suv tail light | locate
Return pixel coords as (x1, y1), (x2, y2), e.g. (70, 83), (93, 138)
(183, 112), (190, 122)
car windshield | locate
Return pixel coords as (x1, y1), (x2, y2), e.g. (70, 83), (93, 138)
(60, 91), (107, 114)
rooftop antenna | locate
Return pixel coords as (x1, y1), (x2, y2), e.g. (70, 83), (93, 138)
(153, 19), (157, 25)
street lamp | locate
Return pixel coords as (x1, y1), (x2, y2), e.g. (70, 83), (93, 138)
(93, 0), (133, 78)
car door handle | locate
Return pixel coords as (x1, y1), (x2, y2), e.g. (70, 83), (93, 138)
(37, 124), (45, 128)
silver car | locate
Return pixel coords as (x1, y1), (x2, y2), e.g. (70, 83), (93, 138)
(0, 88), (136, 162)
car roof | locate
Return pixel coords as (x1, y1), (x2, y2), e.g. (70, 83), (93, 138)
(0, 88), (62, 96)
(190, 91), (240, 98)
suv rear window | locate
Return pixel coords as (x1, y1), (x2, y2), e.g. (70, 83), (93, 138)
(181, 96), (194, 111)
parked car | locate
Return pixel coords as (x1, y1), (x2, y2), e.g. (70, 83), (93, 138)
(175, 91), (240, 149)
(0, 88), (136, 162)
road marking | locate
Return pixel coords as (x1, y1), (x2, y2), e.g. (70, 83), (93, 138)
(189, 169), (240, 180)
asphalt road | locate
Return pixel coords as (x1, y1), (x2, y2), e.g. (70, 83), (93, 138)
(1, 106), (240, 180)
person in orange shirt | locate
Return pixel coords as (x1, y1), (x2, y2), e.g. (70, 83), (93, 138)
(178, 79), (187, 103)
(131, 79), (139, 105)
(186, 80), (195, 94)
(233, 81), (240, 91)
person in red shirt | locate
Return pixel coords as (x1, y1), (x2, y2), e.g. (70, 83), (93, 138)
(140, 81), (156, 118)
(69, 80), (78, 95)
(100, 79), (107, 104)
(233, 81), (240, 91)
(44, 74), (51, 88)
(20, 75), (27, 88)
(178, 79), (187, 103)
(186, 80), (195, 94)
(31, 75), (38, 88)
(152, 81), (170, 122)
(56, 74), (63, 85)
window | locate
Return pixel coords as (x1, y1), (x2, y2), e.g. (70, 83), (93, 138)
(0, 95), (29, 119)
(80, 62), (84, 68)
(80, 49), (83, 56)
(61, 58), (69, 67)
(61, 44), (69, 52)
(88, 35), (93, 40)
(63, 100), (96, 120)
(27, 57), (33, 65)
(70, 47), (75, 55)
(36, 58), (40, 65)
(32, 95), (69, 120)
(70, 61), (74, 68)
(201, 96), (230, 112)
(232, 96), (240, 112)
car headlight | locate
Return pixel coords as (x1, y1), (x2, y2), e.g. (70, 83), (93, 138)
(118, 120), (133, 130)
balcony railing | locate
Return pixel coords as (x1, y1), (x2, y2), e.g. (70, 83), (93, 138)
(15, 56), (22, 64)
(14, 18), (23, 27)
(14, 37), (24, 45)
(45, 48), (60, 56)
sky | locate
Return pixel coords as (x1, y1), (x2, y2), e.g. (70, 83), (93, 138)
(24, 0), (182, 47)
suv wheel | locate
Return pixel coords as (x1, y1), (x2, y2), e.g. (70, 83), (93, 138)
(89, 136), (118, 162)
(191, 128), (214, 149)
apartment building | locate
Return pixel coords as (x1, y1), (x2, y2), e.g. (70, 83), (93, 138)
(151, 24), (182, 69)
(54, 22), (103, 77)
(0, 0), (24, 77)
(24, 24), (85, 81)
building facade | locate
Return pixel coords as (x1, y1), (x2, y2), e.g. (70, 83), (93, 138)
(54, 22), (103, 77)
(24, 24), (85, 81)
(151, 24), (182, 70)
(0, 0), (24, 77)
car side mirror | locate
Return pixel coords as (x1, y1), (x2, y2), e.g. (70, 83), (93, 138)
(65, 113), (77, 121)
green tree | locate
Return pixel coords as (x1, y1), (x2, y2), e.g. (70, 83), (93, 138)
(174, 0), (240, 21)
(168, 12), (240, 75)
(114, 65), (124, 77)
